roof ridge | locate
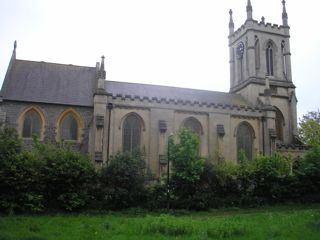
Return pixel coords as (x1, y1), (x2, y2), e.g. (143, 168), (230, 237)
(15, 59), (96, 69)
(106, 80), (239, 96)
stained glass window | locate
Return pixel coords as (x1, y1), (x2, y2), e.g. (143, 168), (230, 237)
(123, 114), (141, 153)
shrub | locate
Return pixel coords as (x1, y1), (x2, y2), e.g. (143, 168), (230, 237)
(36, 141), (96, 211)
(296, 146), (320, 202)
(169, 128), (205, 209)
(99, 151), (147, 209)
(238, 153), (293, 205)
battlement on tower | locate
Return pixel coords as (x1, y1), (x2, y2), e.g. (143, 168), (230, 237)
(229, 19), (289, 43)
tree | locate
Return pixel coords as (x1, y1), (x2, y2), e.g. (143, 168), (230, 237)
(299, 110), (320, 146)
(170, 128), (205, 209)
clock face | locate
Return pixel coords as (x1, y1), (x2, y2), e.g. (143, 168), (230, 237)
(236, 42), (244, 59)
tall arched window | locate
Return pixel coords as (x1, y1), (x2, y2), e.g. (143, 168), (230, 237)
(123, 114), (142, 153)
(183, 117), (202, 136)
(281, 40), (287, 76)
(275, 108), (285, 141)
(22, 110), (41, 138)
(237, 122), (254, 161)
(266, 42), (274, 76)
(255, 36), (260, 69)
(60, 112), (78, 140)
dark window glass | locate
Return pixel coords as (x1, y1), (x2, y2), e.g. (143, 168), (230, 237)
(237, 123), (254, 161)
(275, 108), (284, 141)
(266, 43), (274, 76)
(255, 36), (260, 69)
(184, 118), (202, 136)
(123, 114), (141, 153)
(61, 113), (78, 140)
(22, 110), (41, 138)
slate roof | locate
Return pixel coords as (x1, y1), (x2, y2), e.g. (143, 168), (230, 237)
(1, 60), (96, 106)
(105, 81), (251, 107)
(0, 58), (252, 108)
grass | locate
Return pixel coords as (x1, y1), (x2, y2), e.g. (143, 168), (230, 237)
(0, 205), (320, 240)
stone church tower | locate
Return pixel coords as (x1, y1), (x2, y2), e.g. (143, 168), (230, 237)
(0, 0), (306, 178)
(228, 0), (298, 154)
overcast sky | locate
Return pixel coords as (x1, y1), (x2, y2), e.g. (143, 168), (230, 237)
(0, 0), (319, 119)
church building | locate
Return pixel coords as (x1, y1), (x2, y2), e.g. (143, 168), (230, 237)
(0, 1), (305, 178)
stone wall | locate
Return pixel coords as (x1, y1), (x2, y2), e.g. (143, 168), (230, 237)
(2, 100), (93, 153)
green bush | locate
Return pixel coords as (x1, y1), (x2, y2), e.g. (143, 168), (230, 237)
(239, 153), (292, 205)
(99, 151), (147, 209)
(0, 131), (47, 213)
(169, 128), (206, 209)
(36, 141), (96, 211)
(296, 146), (320, 202)
(0, 129), (96, 213)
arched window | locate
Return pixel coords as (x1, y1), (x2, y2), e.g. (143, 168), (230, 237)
(123, 114), (142, 153)
(255, 36), (260, 69)
(266, 42), (274, 76)
(22, 110), (41, 138)
(281, 40), (287, 76)
(237, 122), (254, 161)
(60, 112), (78, 141)
(183, 117), (202, 136)
(275, 108), (285, 141)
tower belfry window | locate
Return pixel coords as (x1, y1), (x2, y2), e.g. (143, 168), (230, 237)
(266, 42), (274, 76)
(255, 36), (260, 69)
(281, 40), (287, 76)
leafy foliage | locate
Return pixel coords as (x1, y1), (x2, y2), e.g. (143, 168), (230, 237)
(169, 128), (205, 209)
(99, 151), (147, 209)
(0, 129), (96, 213)
(35, 141), (96, 211)
(295, 146), (320, 201)
(299, 110), (320, 146)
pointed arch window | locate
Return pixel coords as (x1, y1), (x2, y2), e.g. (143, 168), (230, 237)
(281, 40), (287, 76)
(255, 36), (260, 69)
(22, 110), (41, 138)
(237, 122), (254, 161)
(275, 108), (285, 141)
(123, 114), (142, 153)
(183, 117), (202, 136)
(60, 113), (78, 141)
(266, 42), (274, 76)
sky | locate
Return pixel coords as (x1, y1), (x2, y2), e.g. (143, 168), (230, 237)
(0, 0), (319, 120)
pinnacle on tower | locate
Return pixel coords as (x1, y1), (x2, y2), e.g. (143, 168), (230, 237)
(282, 0), (288, 26)
(229, 9), (234, 35)
(12, 40), (17, 59)
(99, 55), (106, 80)
(246, 0), (253, 20)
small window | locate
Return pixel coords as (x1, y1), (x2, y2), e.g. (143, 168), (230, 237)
(22, 110), (41, 138)
(123, 114), (142, 153)
(237, 122), (254, 161)
(60, 113), (78, 140)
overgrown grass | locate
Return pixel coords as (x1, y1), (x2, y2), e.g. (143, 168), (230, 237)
(1, 205), (320, 240)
